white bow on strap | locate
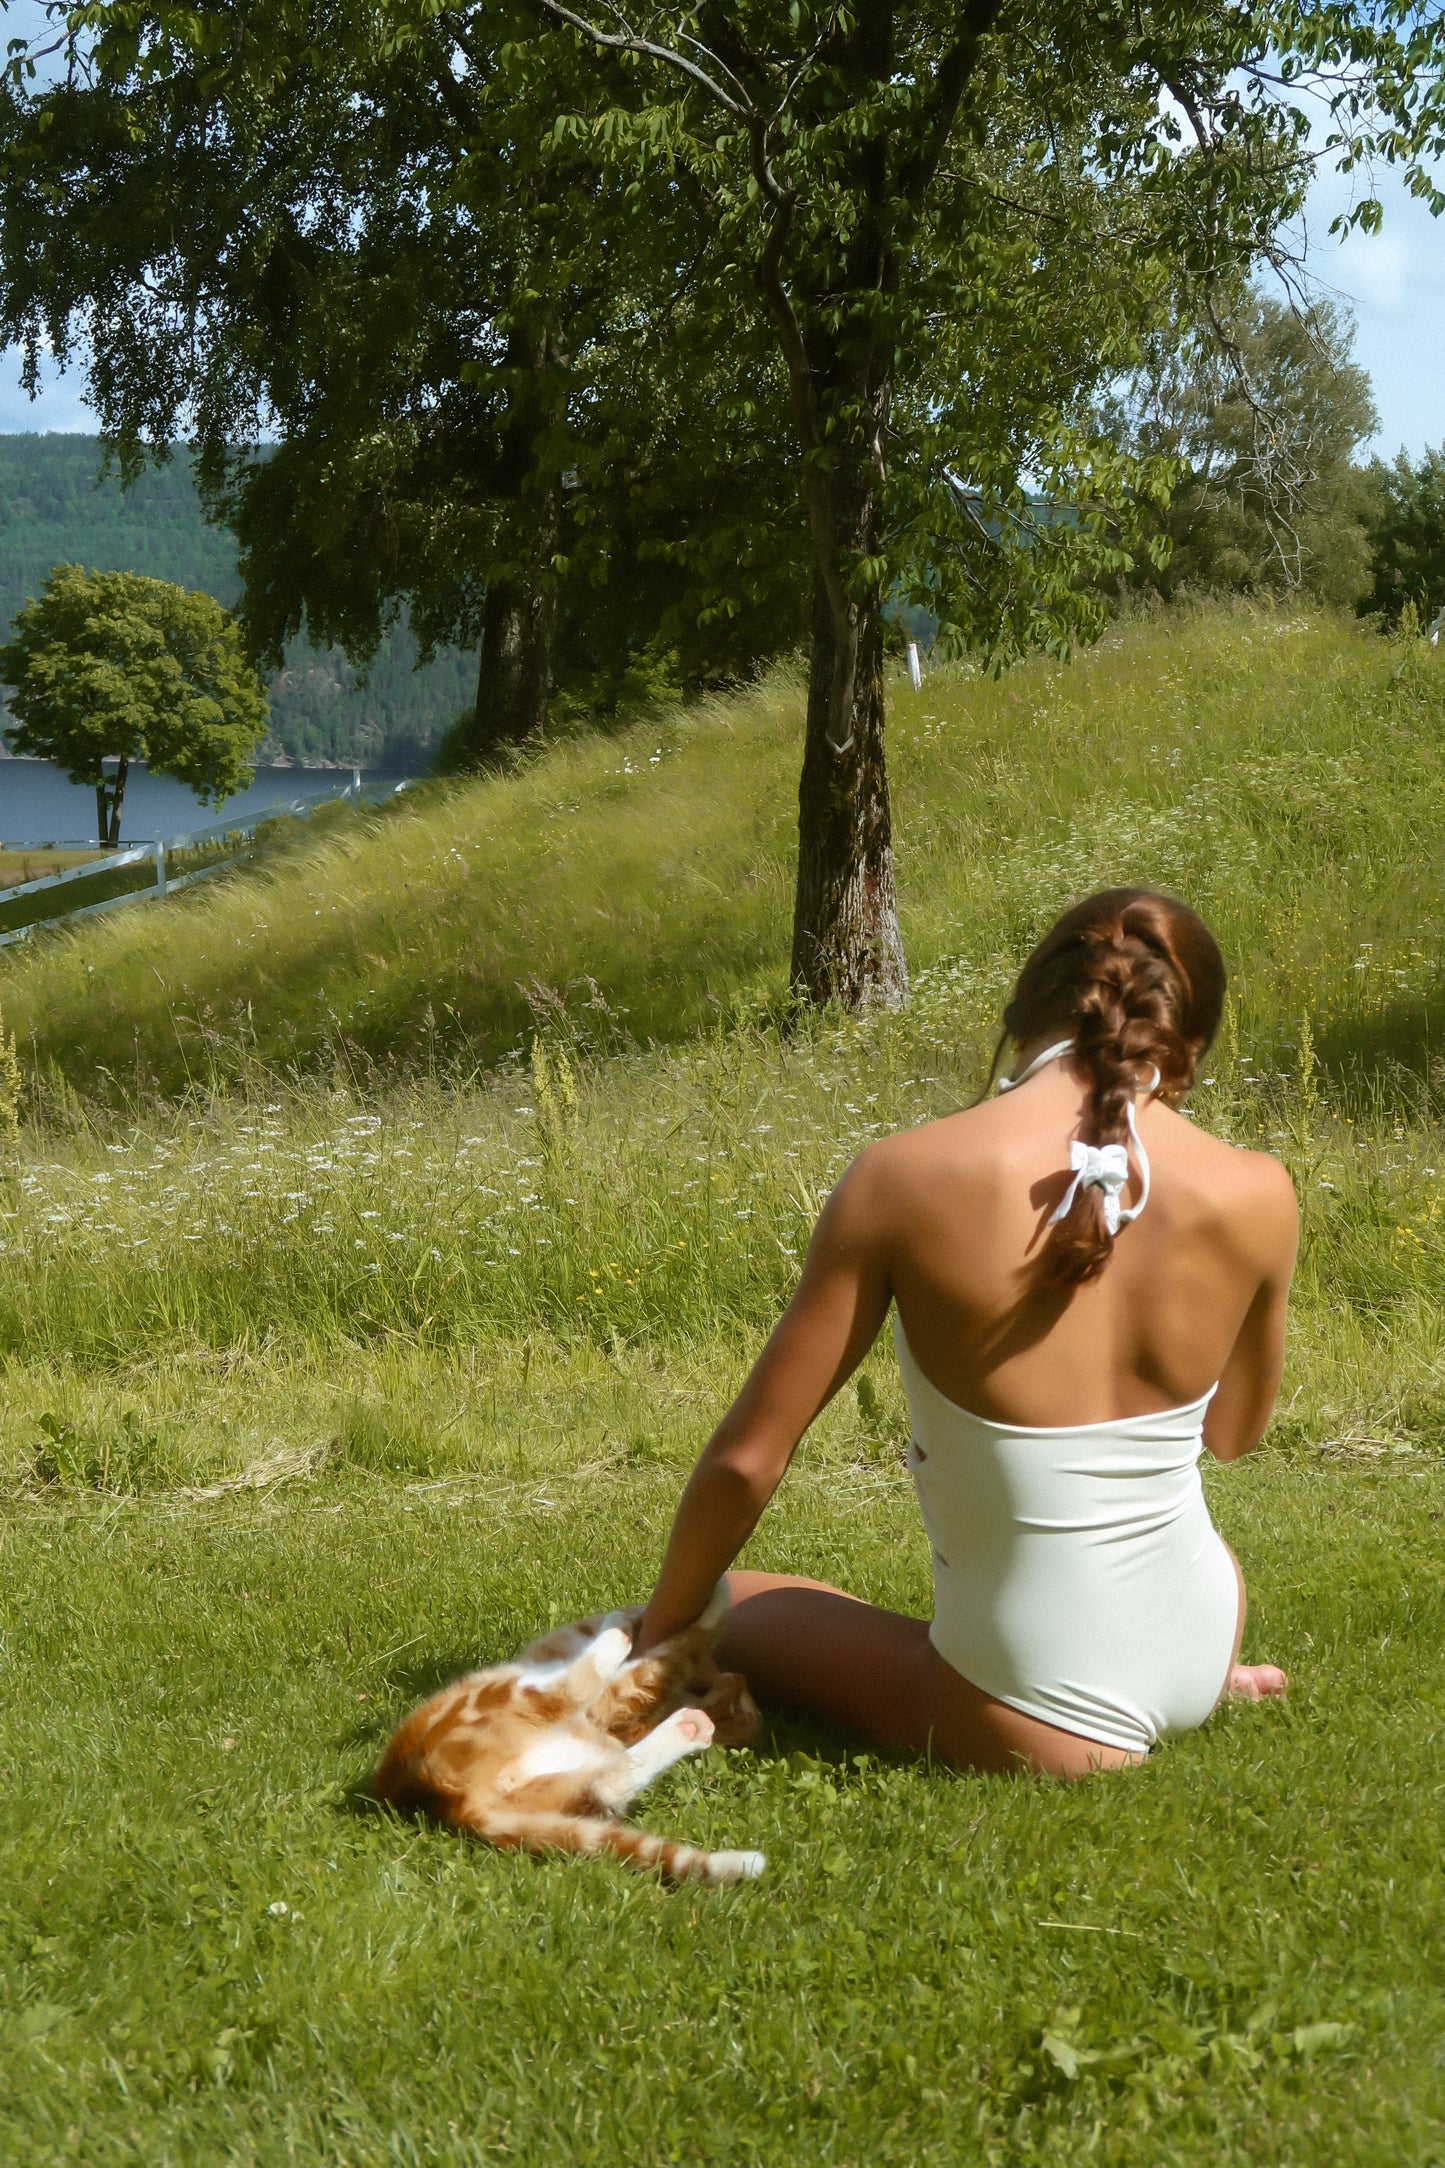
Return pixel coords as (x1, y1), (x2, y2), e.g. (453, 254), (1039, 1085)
(997, 1038), (1154, 1240)
(1047, 1101), (1151, 1236)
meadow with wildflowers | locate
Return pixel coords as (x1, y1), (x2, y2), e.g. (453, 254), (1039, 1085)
(1, 602), (1443, 2164)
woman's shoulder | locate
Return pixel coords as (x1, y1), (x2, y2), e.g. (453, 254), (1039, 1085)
(837, 1103), (1013, 1208)
(1163, 1106), (1296, 1189)
(853, 1100), (994, 1166)
(1156, 1108), (1299, 1249)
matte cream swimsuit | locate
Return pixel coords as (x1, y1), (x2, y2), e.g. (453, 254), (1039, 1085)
(894, 1041), (1239, 1757)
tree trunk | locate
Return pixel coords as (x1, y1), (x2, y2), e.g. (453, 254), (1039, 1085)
(791, 559), (907, 1010)
(469, 475), (562, 762)
(454, 318), (565, 768)
(787, 350), (907, 1010)
(96, 757), (129, 846)
(108, 756), (128, 845)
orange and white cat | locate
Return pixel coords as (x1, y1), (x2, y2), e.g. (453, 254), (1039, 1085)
(374, 1579), (764, 1882)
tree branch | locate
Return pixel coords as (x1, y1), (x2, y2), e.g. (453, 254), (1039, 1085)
(747, 155), (852, 634)
(532, 1), (1003, 654)
(529, 0), (855, 634)
(529, 0), (751, 119)
(895, 0), (1007, 210)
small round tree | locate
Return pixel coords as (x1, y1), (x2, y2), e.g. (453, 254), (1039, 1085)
(0, 565), (269, 845)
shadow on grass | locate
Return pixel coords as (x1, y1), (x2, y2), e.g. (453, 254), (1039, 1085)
(1312, 995), (1443, 1107)
(750, 1707), (919, 1775)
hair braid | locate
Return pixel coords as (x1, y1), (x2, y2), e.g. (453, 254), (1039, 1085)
(998, 890), (1225, 1290)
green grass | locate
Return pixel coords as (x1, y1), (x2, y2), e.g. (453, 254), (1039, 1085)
(0, 848), (102, 885)
(2, 601), (1444, 2162)
(5, 1434), (1442, 2164)
(5, 600), (1445, 1098)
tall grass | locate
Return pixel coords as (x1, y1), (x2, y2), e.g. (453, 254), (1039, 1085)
(4, 602), (1444, 1099)
(2, 602), (1443, 1489)
(3, 984), (1444, 1493)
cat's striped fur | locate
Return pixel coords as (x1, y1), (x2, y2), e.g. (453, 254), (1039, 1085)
(374, 1580), (764, 1882)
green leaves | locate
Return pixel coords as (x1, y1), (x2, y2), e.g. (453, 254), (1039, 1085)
(0, 565), (267, 804)
(30, 1408), (165, 1493)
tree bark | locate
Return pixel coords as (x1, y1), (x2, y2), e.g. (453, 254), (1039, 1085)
(456, 318), (565, 767)
(469, 474), (562, 761)
(790, 465), (907, 1010)
(96, 757), (129, 846)
(748, 17), (908, 1013)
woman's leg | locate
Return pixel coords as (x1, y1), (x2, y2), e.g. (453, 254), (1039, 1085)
(716, 1571), (1142, 1779)
(1216, 1545), (1288, 1705)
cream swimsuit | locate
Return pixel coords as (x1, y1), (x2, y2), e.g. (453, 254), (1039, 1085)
(895, 1041), (1239, 1756)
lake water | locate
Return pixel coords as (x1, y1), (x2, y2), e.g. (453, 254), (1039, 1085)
(0, 759), (426, 845)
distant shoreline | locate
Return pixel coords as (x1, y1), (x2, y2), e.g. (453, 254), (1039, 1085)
(0, 754), (427, 848)
(0, 749), (420, 774)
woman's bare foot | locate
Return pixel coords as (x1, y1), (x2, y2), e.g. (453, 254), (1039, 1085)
(1226, 1663), (1288, 1701)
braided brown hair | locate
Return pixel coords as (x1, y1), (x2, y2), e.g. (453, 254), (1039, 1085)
(995, 889), (1226, 1291)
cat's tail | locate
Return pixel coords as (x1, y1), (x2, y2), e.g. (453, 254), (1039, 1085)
(480, 1808), (765, 1885)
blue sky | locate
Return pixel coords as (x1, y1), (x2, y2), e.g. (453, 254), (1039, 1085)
(1, 147), (1441, 460)
(1296, 155), (1445, 460)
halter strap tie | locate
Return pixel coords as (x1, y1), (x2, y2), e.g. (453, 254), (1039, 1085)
(997, 1039), (1154, 1234)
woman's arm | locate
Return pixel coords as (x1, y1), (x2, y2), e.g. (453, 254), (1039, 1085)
(634, 1152), (894, 1650)
(1202, 1157), (1300, 1463)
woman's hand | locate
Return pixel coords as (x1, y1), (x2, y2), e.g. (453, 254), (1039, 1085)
(635, 1150), (894, 1651)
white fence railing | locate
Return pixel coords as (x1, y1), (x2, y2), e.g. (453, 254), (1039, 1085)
(0, 780), (412, 949)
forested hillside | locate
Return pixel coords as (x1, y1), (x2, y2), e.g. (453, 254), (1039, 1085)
(0, 435), (471, 766)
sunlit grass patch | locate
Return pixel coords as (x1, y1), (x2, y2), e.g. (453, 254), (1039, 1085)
(2, 602), (1445, 2161)
(2, 1405), (1441, 2163)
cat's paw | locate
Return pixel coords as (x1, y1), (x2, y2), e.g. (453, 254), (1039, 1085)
(706, 1849), (766, 1883)
(589, 1626), (632, 1681)
(671, 1707), (715, 1750)
(622, 1704), (717, 1785)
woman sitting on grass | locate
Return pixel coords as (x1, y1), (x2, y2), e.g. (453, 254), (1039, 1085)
(635, 888), (1296, 1776)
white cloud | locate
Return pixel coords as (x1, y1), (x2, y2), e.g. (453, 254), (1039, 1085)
(1295, 155), (1445, 458)
(0, 346), (97, 434)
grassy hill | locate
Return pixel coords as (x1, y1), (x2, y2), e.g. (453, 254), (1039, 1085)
(0, 434), (472, 766)
(4, 600), (1442, 1102)
(2, 602), (1443, 2164)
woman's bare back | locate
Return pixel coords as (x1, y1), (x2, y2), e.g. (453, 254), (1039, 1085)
(865, 1055), (1298, 1452)
(636, 896), (1296, 1769)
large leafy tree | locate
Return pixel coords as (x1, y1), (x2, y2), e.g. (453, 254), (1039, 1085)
(1100, 293), (1380, 606)
(3, 1), (1441, 1008)
(1364, 445), (1445, 623)
(500, 0), (1444, 1006)
(0, 1), (718, 763)
(0, 566), (268, 843)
